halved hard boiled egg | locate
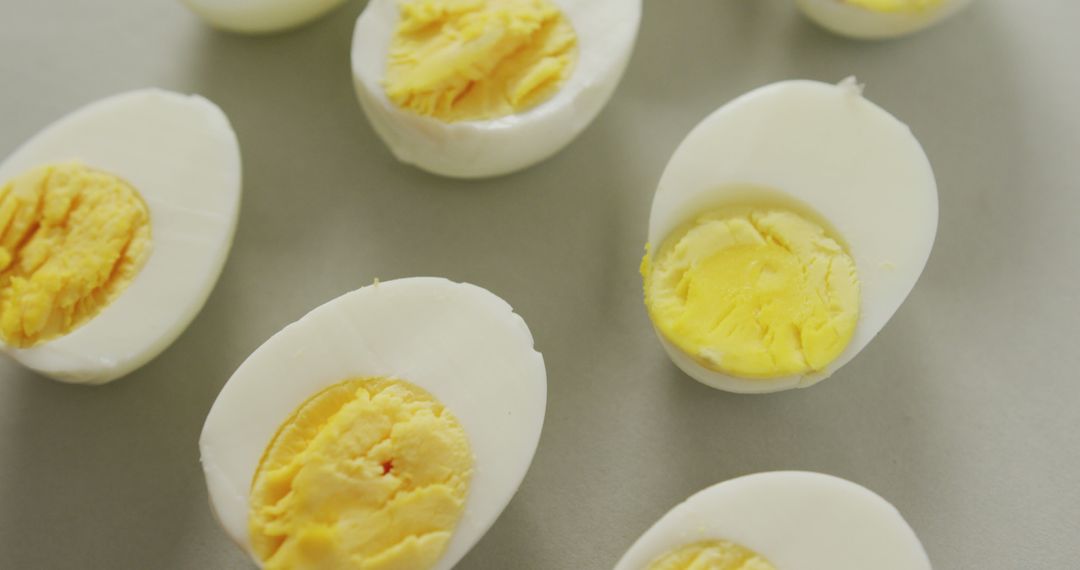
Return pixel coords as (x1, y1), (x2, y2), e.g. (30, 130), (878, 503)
(0, 89), (241, 384)
(180, 0), (349, 34)
(351, 0), (642, 178)
(641, 78), (937, 393)
(200, 277), (547, 569)
(615, 472), (931, 570)
(796, 0), (974, 40)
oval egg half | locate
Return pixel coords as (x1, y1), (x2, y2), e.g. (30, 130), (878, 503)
(642, 78), (937, 393)
(200, 277), (547, 569)
(615, 472), (931, 570)
(0, 89), (241, 384)
(351, 0), (642, 178)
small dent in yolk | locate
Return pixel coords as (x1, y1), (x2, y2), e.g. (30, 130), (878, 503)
(647, 540), (777, 570)
(249, 377), (473, 570)
(0, 162), (152, 348)
(383, 0), (578, 122)
(642, 204), (860, 379)
(843, 0), (943, 13)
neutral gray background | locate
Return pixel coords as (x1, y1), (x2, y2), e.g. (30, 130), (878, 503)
(1, 0), (1078, 568)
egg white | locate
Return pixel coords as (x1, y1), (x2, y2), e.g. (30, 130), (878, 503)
(199, 277), (547, 569)
(615, 472), (931, 570)
(646, 78), (937, 393)
(0, 89), (241, 385)
(351, 0), (642, 178)
(180, 0), (349, 34)
(796, 0), (975, 40)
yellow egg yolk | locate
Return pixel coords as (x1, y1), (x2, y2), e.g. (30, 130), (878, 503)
(647, 541), (777, 570)
(843, 0), (942, 13)
(384, 0), (578, 122)
(0, 162), (151, 348)
(642, 207), (860, 379)
(249, 378), (473, 570)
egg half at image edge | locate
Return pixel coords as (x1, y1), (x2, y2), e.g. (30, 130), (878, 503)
(180, 0), (350, 34)
(796, 0), (975, 39)
(200, 277), (547, 570)
(351, 0), (642, 178)
(615, 472), (931, 570)
(641, 78), (937, 394)
(0, 89), (241, 384)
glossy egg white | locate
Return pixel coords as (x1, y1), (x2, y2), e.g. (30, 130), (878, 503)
(351, 0), (642, 178)
(199, 277), (547, 569)
(180, 0), (348, 34)
(0, 89), (241, 385)
(616, 472), (931, 570)
(797, 0), (974, 39)
(646, 78), (937, 393)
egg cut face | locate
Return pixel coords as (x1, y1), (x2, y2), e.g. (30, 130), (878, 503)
(642, 78), (937, 394)
(384, 0), (579, 123)
(180, 0), (349, 34)
(0, 89), (241, 384)
(646, 540), (776, 570)
(352, 0), (641, 178)
(643, 205), (860, 380)
(249, 378), (473, 569)
(796, 0), (974, 39)
(0, 162), (152, 348)
(200, 277), (547, 570)
(614, 472), (931, 570)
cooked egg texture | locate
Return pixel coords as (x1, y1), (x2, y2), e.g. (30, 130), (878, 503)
(615, 472), (931, 570)
(643, 206), (859, 380)
(250, 378), (473, 569)
(0, 89), (240, 384)
(1, 162), (151, 348)
(646, 540), (776, 570)
(200, 277), (546, 570)
(642, 78), (937, 393)
(180, 0), (349, 34)
(796, 0), (974, 39)
(384, 0), (578, 123)
(352, 0), (641, 177)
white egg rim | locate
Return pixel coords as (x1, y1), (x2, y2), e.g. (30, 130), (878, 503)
(795, 0), (975, 40)
(0, 88), (241, 385)
(351, 0), (642, 178)
(199, 277), (547, 569)
(614, 471), (932, 570)
(180, 0), (351, 34)
(645, 78), (938, 393)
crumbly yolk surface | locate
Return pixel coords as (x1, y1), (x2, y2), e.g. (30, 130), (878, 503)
(642, 207), (859, 379)
(249, 378), (473, 570)
(843, 0), (942, 13)
(0, 162), (151, 348)
(384, 0), (578, 122)
(647, 540), (777, 570)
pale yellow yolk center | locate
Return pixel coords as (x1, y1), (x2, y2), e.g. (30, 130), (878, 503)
(647, 540), (777, 570)
(384, 0), (578, 122)
(642, 207), (860, 379)
(0, 162), (152, 348)
(843, 0), (943, 13)
(249, 378), (474, 570)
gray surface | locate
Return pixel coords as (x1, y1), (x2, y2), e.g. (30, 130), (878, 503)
(1, 0), (1078, 568)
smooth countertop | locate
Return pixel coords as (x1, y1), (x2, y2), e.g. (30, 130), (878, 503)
(1, 0), (1078, 568)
